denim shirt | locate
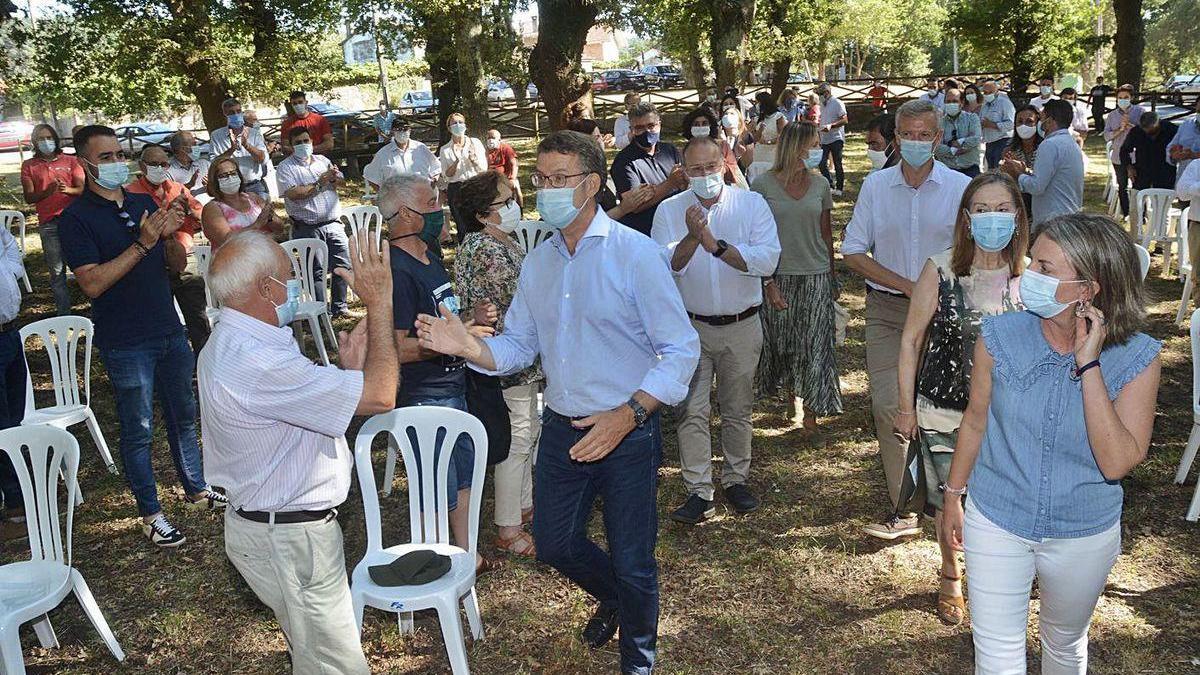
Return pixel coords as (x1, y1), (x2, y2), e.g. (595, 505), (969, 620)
(970, 311), (1160, 540)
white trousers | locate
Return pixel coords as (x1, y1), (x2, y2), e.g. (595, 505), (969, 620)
(964, 500), (1120, 675)
(495, 382), (540, 527)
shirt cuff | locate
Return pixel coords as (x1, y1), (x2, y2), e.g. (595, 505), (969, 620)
(637, 369), (691, 408)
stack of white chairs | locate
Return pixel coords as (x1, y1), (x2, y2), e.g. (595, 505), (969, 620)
(342, 205), (385, 253)
(280, 238), (338, 366)
(0, 210), (33, 292)
(1175, 208), (1194, 325)
(1136, 189), (1179, 277)
(193, 244), (222, 328)
(514, 220), (556, 255)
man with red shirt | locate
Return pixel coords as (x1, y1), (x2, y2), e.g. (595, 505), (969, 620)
(281, 90), (334, 156)
(486, 128), (522, 206)
(21, 124), (84, 315)
(869, 80), (889, 111)
(127, 144), (211, 353)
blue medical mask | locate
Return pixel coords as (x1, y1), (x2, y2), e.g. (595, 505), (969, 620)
(899, 139), (934, 167)
(292, 142), (313, 159)
(1116, 98), (1132, 110)
(1040, 85), (1053, 96)
(1019, 269), (1086, 319)
(944, 103), (960, 117)
(634, 130), (660, 147)
(689, 172), (723, 199)
(537, 181), (586, 229)
(983, 93), (997, 103)
(292, 103), (307, 116)
(449, 122), (467, 137)
(87, 159), (130, 189)
(189, 146), (202, 161)
(270, 277), (301, 327)
(36, 139), (56, 155)
(968, 212), (1017, 252)
(227, 113), (245, 128)
(804, 147), (823, 169)
(1036, 121), (1046, 138)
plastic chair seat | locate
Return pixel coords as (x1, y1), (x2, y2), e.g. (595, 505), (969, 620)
(351, 543), (476, 614)
(21, 405), (89, 428)
(0, 561), (71, 618)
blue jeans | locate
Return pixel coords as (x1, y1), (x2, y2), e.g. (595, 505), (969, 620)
(533, 410), (662, 675)
(292, 221), (351, 314)
(400, 394), (475, 511)
(40, 219), (73, 315)
(0, 330), (28, 509)
(819, 140), (845, 191)
(99, 332), (206, 517)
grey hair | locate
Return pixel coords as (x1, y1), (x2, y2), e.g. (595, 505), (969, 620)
(896, 99), (942, 127)
(207, 230), (287, 306)
(628, 101), (658, 121)
(1139, 111), (1159, 129)
(168, 131), (188, 153)
(221, 98), (241, 112)
(537, 130), (607, 183)
(377, 173), (433, 216)
(815, 81), (832, 95)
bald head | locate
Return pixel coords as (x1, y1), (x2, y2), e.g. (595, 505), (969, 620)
(208, 230), (292, 313)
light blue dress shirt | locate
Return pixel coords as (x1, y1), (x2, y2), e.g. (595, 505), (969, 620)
(936, 111), (982, 170)
(979, 95), (1016, 144)
(1167, 115), (1200, 178)
(479, 209), (700, 418)
(1018, 129), (1085, 227)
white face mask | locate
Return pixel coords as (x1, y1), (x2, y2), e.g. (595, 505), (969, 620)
(394, 131), (410, 145)
(866, 147), (890, 170)
(486, 138), (500, 150)
(144, 165), (169, 185)
(689, 171), (723, 200)
(1016, 124), (1038, 140)
(721, 112), (739, 129)
(690, 125), (711, 138)
(292, 142), (313, 159)
(292, 103), (307, 116)
(218, 175), (242, 195)
(449, 123), (467, 137)
(495, 200), (521, 233)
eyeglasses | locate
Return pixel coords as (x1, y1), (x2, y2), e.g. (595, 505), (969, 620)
(489, 197), (516, 210)
(684, 161), (724, 178)
(530, 172), (588, 189)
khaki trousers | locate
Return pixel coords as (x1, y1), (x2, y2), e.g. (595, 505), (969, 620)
(495, 382), (540, 527)
(677, 317), (763, 501)
(224, 509), (369, 675)
(864, 290), (924, 513)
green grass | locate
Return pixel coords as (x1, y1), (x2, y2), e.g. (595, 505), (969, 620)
(2, 136), (1198, 674)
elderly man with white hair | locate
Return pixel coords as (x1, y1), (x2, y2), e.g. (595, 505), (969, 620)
(197, 228), (397, 674)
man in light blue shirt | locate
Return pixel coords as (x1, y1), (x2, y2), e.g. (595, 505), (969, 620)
(1167, 98), (1200, 186)
(1002, 99), (1084, 227)
(979, 79), (1015, 168)
(415, 130), (699, 675)
(935, 88), (982, 177)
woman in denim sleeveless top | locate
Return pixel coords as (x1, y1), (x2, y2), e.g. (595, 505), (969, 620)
(942, 213), (1161, 674)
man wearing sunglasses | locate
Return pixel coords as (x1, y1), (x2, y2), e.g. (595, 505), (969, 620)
(58, 125), (227, 549)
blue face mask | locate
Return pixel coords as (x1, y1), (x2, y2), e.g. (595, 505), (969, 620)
(227, 113), (245, 128)
(634, 130), (660, 147)
(87, 159), (129, 189)
(1036, 121), (1046, 138)
(968, 211), (1017, 252)
(270, 277), (301, 327)
(1019, 268), (1086, 319)
(944, 103), (960, 116)
(537, 180), (586, 229)
(189, 146), (202, 161)
(804, 147), (823, 169)
(899, 139), (934, 167)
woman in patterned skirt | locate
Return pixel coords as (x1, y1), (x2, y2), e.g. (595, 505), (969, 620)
(752, 121), (842, 444)
(894, 172), (1028, 626)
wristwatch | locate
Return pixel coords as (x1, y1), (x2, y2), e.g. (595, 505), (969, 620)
(626, 397), (649, 428)
(712, 239), (729, 258)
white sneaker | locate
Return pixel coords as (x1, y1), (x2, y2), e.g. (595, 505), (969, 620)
(143, 513), (187, 548)
(862, 512), (922, 540)
(187, 488), (228, 512)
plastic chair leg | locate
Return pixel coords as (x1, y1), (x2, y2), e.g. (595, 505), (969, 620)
(322, 312), (339, 352)
(399, 611), (415, 635)
(20, 271), (31, 294)
(463, 587), (483, 641)
(0, 623), (26, 675)
(310, 316), (330, 366)
(72, 570), (125, 662)
(1188, 480), (1200, 522)
(1178, 275), (1195, 325)
(352, 590), (365, 633)
(381, 435), (398, 497)
(435, 597), (470, 675)
(85, 410), (118, 475)
(31, 614), (58, 649)
(1176, 424), (1200, 484)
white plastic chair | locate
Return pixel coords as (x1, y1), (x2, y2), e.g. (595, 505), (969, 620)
(1136, 189), (1178, 275)
(0, 210), (33, 292)
(1177, 309), (1200, 521)
(1101, 143), (1113, 204)
(192, 244), (221, 329)
(342, 205), (384, 252)
(351, 407), (488, 675)
(0, 425), (125, 673)
(19, 317), (117, 477)
(280, 238), (338, 366)
(513, 220), (556, 254)
(1135, 243), (1151, 281)
(1175, 209), (1194, 325)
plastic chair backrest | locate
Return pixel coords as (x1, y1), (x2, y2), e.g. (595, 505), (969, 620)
(1192, 308), (1200, 417)
(342, 205), (384, 252)
(354, 407), (488, 556)
(1139, 188), (1176, 240)
(1180, 207), (1192, 272)
(0, 210), (26, 255)
(20, 316), (93, 420)
(193, 244), (220, 309)
(280, 238), (328, 303)
(0, 425), (79, 565)
(514, 220), (556, 254)
(1135, 243), (1151, 280)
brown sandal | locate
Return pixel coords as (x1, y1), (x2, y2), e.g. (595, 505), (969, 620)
(937, 570), (966, 626)
(494, 530), (537, 558)
(521, 509), (534, 526)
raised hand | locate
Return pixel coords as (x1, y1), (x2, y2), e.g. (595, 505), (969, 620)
(416, 304), (478, 358)
(684, 204), (708, 241)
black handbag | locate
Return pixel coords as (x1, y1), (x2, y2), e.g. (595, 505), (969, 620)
(916, 271), (972, 411)
(465, 370), (511, 465)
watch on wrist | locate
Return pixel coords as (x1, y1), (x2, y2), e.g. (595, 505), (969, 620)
(713, 239), (729, 258)
(626, 397), (649, 427)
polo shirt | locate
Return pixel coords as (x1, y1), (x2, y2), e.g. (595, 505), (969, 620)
(20, 153), (84, 224)
(58, 189), (182, 350)
(487, 143), (518, 179)
(126, 176), (203, 251)
(281, 112), (333, 147)
(611, 141), (682, 236)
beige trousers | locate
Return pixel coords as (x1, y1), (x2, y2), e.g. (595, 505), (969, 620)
(864, 290), (924, 513)
(224, 509), (369, 675)
(495, 382), (540, 527)
(677, 317), (764, 501)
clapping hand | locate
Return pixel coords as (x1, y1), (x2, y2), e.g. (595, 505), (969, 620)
(333, 226), (392, 307)
(668, 164), (689, 190)
(619, 185), (654, 212)
(138, 205), (183, 246)
(337, 319), (369, 371)
(684, 204), (708, 241)
(416, 304), (477, 358)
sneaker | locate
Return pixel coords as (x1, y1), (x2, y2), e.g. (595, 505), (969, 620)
(187, 488), (228, 512)
(723, 483), (760, 514)
(832, 189), (844, 198)
(862, 512), (922, 540)
(143, 513), (187, 548)
(670, 494), (715, 525)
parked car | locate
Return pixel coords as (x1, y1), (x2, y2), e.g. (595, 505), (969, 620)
(113, 122), (175, 152)
(641, 65), (685, 88)
(1165, 74), (1200, 106)
(306, 102), (357, 120)
(400, 90), (438, 114)
(0, 119), (34, 152)
(526, 82), (539, 100)
(487, 80), (515, 101)
(787, 73), (812, 84)
(591, 69), (648, 93)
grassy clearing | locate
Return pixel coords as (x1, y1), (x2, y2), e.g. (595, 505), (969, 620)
(2, 136), (1198, 674)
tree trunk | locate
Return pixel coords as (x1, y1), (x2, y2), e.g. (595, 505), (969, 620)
(1112, 0), (1144, 90)
(686, 53), (709, 95)
(455, 5), (489, 133)
(769, 58), (792, 98)
(423, 12), (460, 147)
(1010, 31), (1035, 105)
(529, 0), (599, 131)
(167, 0), (232, 129)
(708, 0), (755, 92)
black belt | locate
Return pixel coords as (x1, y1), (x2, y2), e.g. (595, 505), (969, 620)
(544, 408), (589, 425)
(687, 305), (759, 326)
(235, 508), (336, 524)
(867, 286), (906, 298)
